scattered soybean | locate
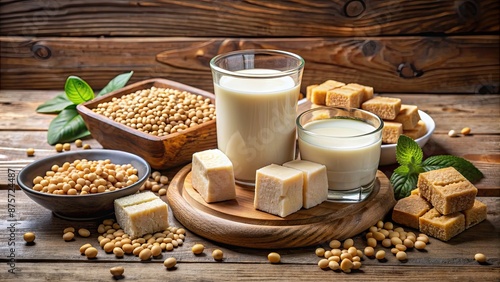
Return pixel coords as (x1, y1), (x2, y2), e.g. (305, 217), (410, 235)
(26, 148), (35, 156)
(474, 253), (487, 263)
(267, 252), (281, 263)
(164, 257), (177, 269)
(191, 243), (204, 255)
(109, 266), (124, 277)
(212, 249), (224, 261)
(23, 232), (36, 243)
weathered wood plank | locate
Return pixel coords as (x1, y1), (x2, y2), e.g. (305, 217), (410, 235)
(0, 191), (498, 267)
(2, 262), (498, 281)
(1, 36), (499, 93)
(0, 0), (498, 37)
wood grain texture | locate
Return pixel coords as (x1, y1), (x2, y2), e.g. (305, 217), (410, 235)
(77, 78), (217, 169)
(0, 191), (498, 281)
(0, 0), (498, 37)
(0, 191), (496, 263)
(1, 36), (498, 93)
(1, 262), (499, 281)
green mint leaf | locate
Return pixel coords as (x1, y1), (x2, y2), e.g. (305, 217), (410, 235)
(390, 171), (419, 200)
(422, 155), (484, 183)
(396, 135), (423, 166)
(36, 93), (73, 114)
(65, 76), (94, 104)
(47, 105), (90, 145)
(98, 71), (134, 96)
(391, 135), (425, 199)
(394, 165), (410, 176)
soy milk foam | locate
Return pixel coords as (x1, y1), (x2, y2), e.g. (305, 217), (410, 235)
(298, 118), (381, 191)
(215, 69), (299, 183)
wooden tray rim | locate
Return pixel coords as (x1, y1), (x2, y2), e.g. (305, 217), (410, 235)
(166, 163), (396, 249)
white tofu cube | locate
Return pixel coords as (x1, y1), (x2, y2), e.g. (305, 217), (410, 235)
(114, 192), (169, 238)
(254, 164), (303, 217)
(191, 149), (236, 203)
(283, 160), (328, 209)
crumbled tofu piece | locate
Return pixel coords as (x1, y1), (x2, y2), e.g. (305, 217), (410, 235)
(462, 199), (487, 229)
(254, 164), (303, 217)
(310, 80), (345, 105)
(392, 195), (432, 229)
(283, 160), (328, 209)
(394, 105), (421, 130)
(306, 84), (319, 101)
(404, 120), (427, 140)
(343, 83), (374, 102)
(191, 149), (236, 203)
(362, 96), (402, 120)
(326, 87), (364, 108)
(418, 167), (477, 215)
(419, 208), (465, 241)
(382, 121), (403, 144)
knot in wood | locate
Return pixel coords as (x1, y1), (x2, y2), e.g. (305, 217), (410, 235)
(478, 85), (498, 94)
(344, 0), (365, 18)
(362, 40), (378, 57)
(31, 44), (52, 60)
(397, 63), (423, 79)
(457, 0), (478, 19)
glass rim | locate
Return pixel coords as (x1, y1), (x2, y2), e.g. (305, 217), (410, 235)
(296, 106), (384, 139)
(209, 49), (305, 78)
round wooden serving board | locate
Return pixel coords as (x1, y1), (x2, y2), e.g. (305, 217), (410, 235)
(166, 164), (396, 249)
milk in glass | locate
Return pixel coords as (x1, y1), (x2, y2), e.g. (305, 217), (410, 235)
(215, 69), (299, 183)
(298, 118), (381, 191)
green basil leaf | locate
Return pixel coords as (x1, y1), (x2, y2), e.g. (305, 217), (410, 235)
(47, 106), (90, 145)
(395, 135), (423, 166)
(36, 93), (73, 114)
(65, 76), (94, 104)
(97, 71), (134, 96)
(422, 155), (484, 183)
(390, 171), (418, 200)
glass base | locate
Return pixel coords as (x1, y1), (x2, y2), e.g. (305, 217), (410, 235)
(326, 179), (375, 203)
(235, 179), (256, 188)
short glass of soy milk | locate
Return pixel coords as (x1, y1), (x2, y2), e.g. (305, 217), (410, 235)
(210, 50), (305, 186)
(296, 107), (383, 202)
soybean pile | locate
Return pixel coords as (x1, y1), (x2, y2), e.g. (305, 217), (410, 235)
(92, 87), (216, 137)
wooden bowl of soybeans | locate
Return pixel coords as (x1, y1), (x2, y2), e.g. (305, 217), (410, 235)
(77, 78), (217, 170)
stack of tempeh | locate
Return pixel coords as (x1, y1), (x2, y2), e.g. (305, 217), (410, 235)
(392, 167), (487, 241)
(306, 80), (427, 144)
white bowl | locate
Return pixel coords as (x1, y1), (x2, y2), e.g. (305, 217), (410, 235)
(379, 110), (435, 166)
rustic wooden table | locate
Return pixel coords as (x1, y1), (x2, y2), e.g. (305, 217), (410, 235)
(0, 91), (499, 281)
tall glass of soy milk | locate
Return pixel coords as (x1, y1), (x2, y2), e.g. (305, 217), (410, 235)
(297, 107), (383, 202)
(210, 50), (304, 186)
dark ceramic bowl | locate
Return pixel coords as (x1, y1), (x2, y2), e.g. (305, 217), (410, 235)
(17, 149), (150, 220)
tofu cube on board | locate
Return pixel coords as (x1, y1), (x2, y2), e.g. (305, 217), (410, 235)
(254, 164), (303, 217)
(191, 149), (236, 203)
(283, 160), (328, 209)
